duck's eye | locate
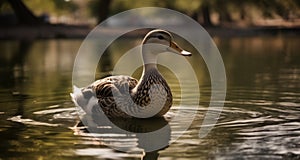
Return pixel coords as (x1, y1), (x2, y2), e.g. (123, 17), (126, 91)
(157, 35), (164, 40)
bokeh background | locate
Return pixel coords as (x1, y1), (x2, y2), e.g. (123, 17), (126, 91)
(0, 0), (300, 159)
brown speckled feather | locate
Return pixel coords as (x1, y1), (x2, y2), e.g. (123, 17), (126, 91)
(90, 71), (172, 118)
(91, 75), (138, 118)
(132, 68), (172, 116)
(71, 29), (191, 118)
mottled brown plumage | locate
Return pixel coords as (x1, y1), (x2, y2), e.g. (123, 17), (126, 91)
(71, 29), (191, 118)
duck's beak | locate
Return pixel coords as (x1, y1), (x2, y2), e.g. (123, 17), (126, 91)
(168, 41), (192, 56)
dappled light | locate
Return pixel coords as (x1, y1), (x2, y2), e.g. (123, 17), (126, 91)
(0, 0), (300, 159)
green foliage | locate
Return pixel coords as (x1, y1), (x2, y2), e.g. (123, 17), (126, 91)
(222, 0), (300, 20)
(88, 0), (101, 17)
(108, 0), (167, 15)
(3, 0), (299, 25)
(173, 0), (201, 13)
(23, 0), (77, 16)
(86, 0), (300, 25)
(0, 0), (13, 13)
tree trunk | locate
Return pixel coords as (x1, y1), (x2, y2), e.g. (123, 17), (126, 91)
(217, 4), (232, 25)
(240, 5), (246, 20)
(7, 0), (41, 25)
(201, 2), (213, 27)
(219, 10), (232, 23)
(96, 0), (112, 24)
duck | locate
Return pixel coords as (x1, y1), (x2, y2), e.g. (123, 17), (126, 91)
(71, 29), (191, 118)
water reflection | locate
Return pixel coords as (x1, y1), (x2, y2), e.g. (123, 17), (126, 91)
(74, 115), (170, 159)
(0, 35), (300, 159)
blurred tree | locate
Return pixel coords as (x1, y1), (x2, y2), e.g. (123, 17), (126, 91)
(160, 0), (214, 26)
(6, 0), (41, 24)
(225, 0), (299, 22)
(23, 0), (78, 17)
(257, 0), (300, 20)
(1, 0), (78, 25)
(89, 0), (112, 23)
(214, 0), (233, 23)
(200, 0), (213, 26)
(87, 0), (300, 26)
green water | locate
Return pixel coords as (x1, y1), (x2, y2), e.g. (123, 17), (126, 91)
(0, 34), (300, 159)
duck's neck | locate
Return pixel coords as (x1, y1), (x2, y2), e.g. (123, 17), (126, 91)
(143, 63), (157, 73)
(131, 48), (160, 93)
(141, 48), (159, 77)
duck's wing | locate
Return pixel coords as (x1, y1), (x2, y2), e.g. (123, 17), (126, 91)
(92, 75), (138, 98)
(91, 76), (138, 117)
(71, 75), (138, 117)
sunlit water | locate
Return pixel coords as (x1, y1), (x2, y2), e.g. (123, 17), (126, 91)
(0, 34), (300, 159)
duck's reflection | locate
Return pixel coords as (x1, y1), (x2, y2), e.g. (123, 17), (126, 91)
(74, 110), (171, 160)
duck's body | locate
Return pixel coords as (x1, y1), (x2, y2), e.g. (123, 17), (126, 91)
(71, 29), (191, 118)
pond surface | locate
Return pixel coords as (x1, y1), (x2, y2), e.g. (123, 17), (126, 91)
(0, 34), (300, 159)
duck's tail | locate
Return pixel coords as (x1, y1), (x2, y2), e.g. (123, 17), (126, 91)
(70, 85), (81, 107)
(70, 85), (98, 114)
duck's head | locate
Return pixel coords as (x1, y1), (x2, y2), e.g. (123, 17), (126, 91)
(142, 29), (191, 62)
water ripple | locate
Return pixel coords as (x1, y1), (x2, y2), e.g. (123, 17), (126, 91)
(8, 115), (61, 127)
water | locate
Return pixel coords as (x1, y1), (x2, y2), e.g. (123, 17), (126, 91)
(0, 34), (300, 159)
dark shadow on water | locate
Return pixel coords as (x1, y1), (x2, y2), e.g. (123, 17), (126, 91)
(74, 112), (171, 159)
(109, 117), (169, 133)
(0, 40), (32, 116)
(0, 40), (32, 88)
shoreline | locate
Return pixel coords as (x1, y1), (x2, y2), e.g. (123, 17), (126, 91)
(0, 24), (300, 40)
